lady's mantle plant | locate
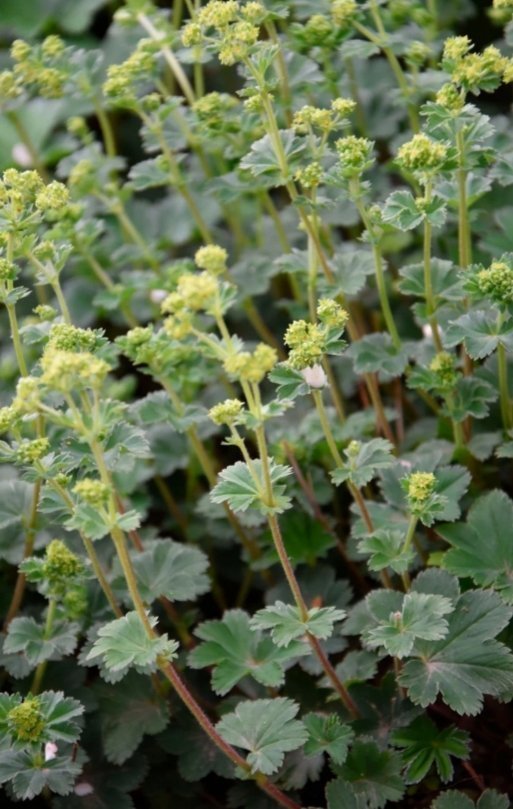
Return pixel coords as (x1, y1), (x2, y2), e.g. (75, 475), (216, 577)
(3, 0), (513, 806)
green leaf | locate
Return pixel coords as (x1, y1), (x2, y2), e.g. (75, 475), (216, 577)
(0, 750), (82, 800)
(158, 711), (234, 782)
(331, 438), (395, 488)
(216, 698), (308, 774)
(383, 190), (424, 230)
(440, 490), (513, 602)
(448, 376), (497, 421)
(391, 715), (470, 784)
(86, 612), (178, 678)
(365, 592), (454, 658)
(240, 130), (305, 187)
(0, 480), (36, 564)
(211, 460), (292, 515)
(445, 311), (513, 359)
(399, 589), (513, 714)
(128, 158), (171, 190)
(432, 790), (510, 809)
(188, 610), (308, 695)
(269, 363), (309, 399)
(328, 249), (375, 297)
(358, 529), (416, 573)
(333, 741), (405, 808)
(94, 672), (170, 765)
(251, 601), (346, 647)
(398, 259), (464, 302)
(326, 779), (359, 809)
(257, 511), (336, 568)
(347, 334), (409, 380)
(303, 713), (354, 765)
(4, 618), (78, 666)
(127, 539), (210, 603)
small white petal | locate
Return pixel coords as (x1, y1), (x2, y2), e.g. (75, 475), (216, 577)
(301, 364), (328, 389)
(44, 742), (58, 761)
(74, 783), (94, 796)
(12, 143), (33, 167)
(150, 288), (168, 304)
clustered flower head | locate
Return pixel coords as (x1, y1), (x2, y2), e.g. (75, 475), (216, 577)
(195, 244), (228, 275)
(442, 36), (510, 94)
(477, 260), (513, 303)
(48, 323), (99, 353)
(16, 438), (50, 464)
(0, 405), (20, 435)
(40, 348), (110, 392)
(405, 471), (436, 504)
(209, 398), (245, 425)
(435, 83), (465, 113)
(7, 697), (45, 743)
(396, 133), (448, 173)
(162, 271), (219, 314)
(103, 39), (156, 102)
(182, 1), (263, 66)
(335, 135), (375, 177)
(73, 478), (109, 507)
(284, 320), (325, 370)
(44, 539), (83, 584)
(223, 343), (277, 383)
(330, 0), (358, 27)
(11, 36), (68, 99)
(429, 352), (459, 391)
(193, 92), (239, 131)
(406, 41), (432, 68)
(0, 258), (17, 282)
(317, 298), (349, 329)
(295, 162), (323, 189)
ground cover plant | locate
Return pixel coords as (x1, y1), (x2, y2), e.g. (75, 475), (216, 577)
(4, 0), (513, 806)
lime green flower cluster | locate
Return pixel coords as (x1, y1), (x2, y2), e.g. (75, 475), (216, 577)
(7, 697), (45, 744)
(182, 1), (263, 66)
(284, 321), (325, 370)
(477, 260), (513, 304)
(34, 304), (58, 321)
(435, 83), (465, 113)
(209, 398), (245, 425)
(443, 36), (510, 94)
(118, 326), (154, 365)
(317, 298), (349, 329)
(73, 478), (109, 507)
(284, 300), (348, 370)
(295, 162), (323, 189)
(429, 352), (459, 391)
(195, 244), (228, 275)
(0, 405), (20, 435)
(223, 343), (277, 383)
(0, 69), (22, 103)
(44, 539), (83, 585)
(16, 438), (50, 464)
(335, 136), (374, 177)
(11, 36), (67, 99)
(193, 92), (239, 132)
(47, 323), (99, 353)
(330, 0), (358, 27)
(0, 170), (70, 229)
(0, 258), (17, 282)
(162, 271), (220, 315)
(35, 181), (70, 219)
(13, 377), (40, 413)
(293, 99), (355, 135)
(103, 39), (156, 102)
(406, 41), (432, 69)
(40, 348), (110, 392)
(396, 133), (448, 173)
(405, 471), (436, 504)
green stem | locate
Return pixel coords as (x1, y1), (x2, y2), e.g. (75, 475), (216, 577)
(498, 315), (512, 432)
(350, 178), (400, 348)
(31, 598), (57, 693)
(3, 480), (41, 628)
(93, 100), (116, 158)
(51, 280), (72, 325)
(6, 304), (28, 377)
(456, 128), (472, 270)
(400, 515), (418, 590)
(423, 179), (443, 353)
(137, 12), (196, 106)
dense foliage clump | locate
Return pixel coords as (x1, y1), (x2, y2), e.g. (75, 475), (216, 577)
(3, 0), (513, 806)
